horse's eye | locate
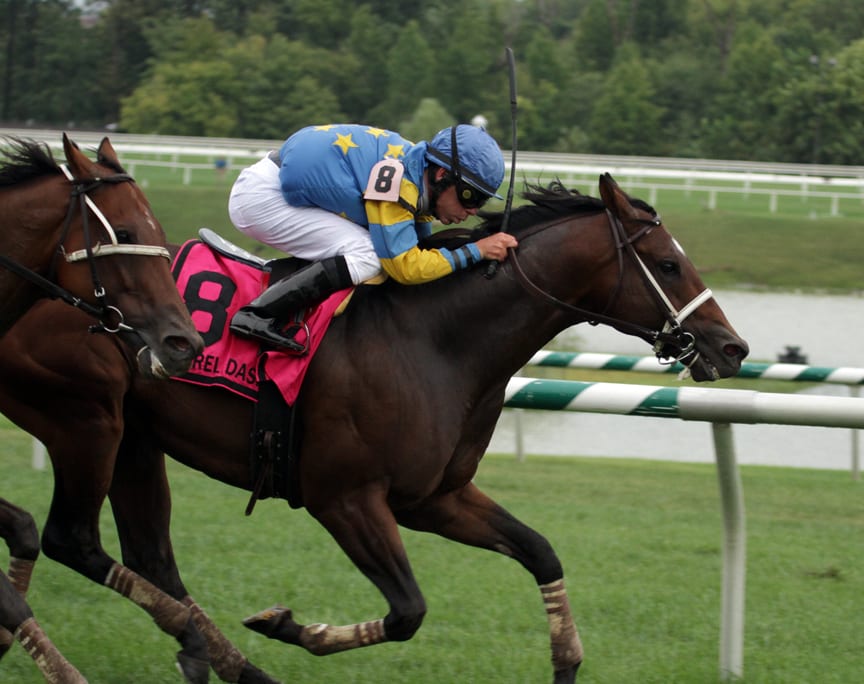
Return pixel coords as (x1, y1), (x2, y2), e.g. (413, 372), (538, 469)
(115, 230), (133, 244)
(659, 259), (679, 275)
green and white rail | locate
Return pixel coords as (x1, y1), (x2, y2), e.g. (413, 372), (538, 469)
(526, 350), (864, 384)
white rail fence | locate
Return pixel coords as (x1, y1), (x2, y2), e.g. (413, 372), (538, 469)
(502, 377), (864, 682)
(4, 127), (864, 214)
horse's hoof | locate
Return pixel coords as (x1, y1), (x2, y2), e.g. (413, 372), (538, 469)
(242, 605), (290, 635)
(176, 651), (210, 684)
(238, 661), (283, 684)
(242, 605), (302, 644)
(553, 662), (580, 684)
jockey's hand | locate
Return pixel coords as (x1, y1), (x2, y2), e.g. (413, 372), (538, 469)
(476, 232), (519, 262)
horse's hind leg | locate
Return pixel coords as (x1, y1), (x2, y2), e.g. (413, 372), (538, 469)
(397, 482), (583, 684)
(244, 490), (425, 655)
(108, 435), (280, 684)
(0, 499), (86, 683)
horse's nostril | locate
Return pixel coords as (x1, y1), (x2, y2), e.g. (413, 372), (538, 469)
(723, 343), (745, 358)
(167, 336), (190, 352)
(167, 335), (203, 358)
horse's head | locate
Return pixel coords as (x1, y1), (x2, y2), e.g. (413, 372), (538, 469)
(56, 134), (203, 377)
(594, 173), (748, 381)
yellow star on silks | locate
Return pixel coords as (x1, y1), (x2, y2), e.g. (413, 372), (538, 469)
(314, 125), (336, 132)
(384, 144), (405, 159)
(364, 127), (389, 138)
(333, 133), (358, 155)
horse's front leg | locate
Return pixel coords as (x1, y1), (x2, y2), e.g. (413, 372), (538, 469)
(0, 496), (39, 657)
(0, 497), (40, 597)
(244, 488), (426, 655)
(0, 498), (87, 682)
(109, 435), (280, 684)
(398, 481), (583, 684)
(40, 437), (210, 684)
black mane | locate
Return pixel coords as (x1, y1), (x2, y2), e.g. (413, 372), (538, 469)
(0, 137), (61, 188)
(422, 180), (649, 251)
(480, 181), (606, 234)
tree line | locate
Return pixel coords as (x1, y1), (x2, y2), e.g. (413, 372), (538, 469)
(2, 0), (863, 164)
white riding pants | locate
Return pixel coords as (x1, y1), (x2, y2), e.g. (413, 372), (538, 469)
(228, 155), (382, 285)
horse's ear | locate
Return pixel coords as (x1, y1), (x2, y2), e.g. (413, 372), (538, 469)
(96, 137), (120, 167)
(62, 133), (97, 180)
(598, 173), (638, 220)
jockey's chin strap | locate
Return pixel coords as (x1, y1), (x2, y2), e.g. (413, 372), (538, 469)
(504, 209), (713, 368)
(3, 164), (171, 334)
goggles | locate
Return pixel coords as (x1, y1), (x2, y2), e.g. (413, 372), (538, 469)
(455, 179), (491, 210)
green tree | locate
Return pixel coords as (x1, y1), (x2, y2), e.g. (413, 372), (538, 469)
(279, 0), (354, 49)
(518, 25), (575, 150)
(587, 49), (664, 155)
(120, 59), (238, 135)
(340, 6), (397, 122)
(0, 0), (103, 126)
(770, 40), (864, 164)
(398, 97), (454, 142)
(368, 20), (434, 129)
(228, 35), (345, 138)
(701, 24), (786, 160)
(433, 0), (505, 122)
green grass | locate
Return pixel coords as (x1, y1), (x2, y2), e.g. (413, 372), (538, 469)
(127, 160), (864, 295)
(1, 415), (861, 683)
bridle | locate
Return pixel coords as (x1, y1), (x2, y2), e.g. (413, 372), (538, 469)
(505, 209), (714, 369)
(0, 164), (170, 334)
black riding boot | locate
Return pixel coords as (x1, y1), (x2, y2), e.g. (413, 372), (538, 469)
(230, 255), (352, 352)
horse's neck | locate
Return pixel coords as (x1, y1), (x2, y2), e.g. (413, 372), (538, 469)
(375, 261), (574, 387)
(375, 217), (609, 389)
(0, 180), (70, 331)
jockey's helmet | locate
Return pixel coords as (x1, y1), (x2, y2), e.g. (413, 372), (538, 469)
(426, 125), (505, 202)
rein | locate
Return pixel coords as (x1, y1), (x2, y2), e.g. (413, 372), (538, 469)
(0, 164), (171, 334)
(505, 209), (713, 367)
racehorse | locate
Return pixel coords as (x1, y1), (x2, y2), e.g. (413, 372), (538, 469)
(0, 135), (203, 683)
(0, 175), (748, 683)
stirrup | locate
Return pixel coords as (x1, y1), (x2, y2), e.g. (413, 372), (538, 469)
(274, 322), (311, 355)
(230, 313), (310, 354)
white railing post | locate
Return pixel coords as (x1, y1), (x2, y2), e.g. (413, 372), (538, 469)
(32, 437), (46, 470)
(712, 422), (745, 682)
(514, 409), (525, 462)
(851, 386), (861, 481)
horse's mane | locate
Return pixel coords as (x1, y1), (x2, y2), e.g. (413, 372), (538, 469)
(483, 181), (606, 233)
(420, 180), (655, 251)
(0, 137), (61, 187)
(419, 181), (592, 250)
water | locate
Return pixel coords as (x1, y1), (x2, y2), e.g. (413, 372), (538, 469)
(488, 290), (864, 471)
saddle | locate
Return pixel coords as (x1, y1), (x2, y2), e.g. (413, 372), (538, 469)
(171, 229), (353, 512)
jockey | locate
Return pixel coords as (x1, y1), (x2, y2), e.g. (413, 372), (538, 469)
(227, 123), (519, 351)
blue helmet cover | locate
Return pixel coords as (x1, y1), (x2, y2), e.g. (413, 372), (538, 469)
(426, 124), (505, 199)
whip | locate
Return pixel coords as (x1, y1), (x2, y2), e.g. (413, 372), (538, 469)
(485, 46), (518, 279)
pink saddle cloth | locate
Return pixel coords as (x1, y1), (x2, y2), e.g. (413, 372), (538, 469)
(171, 239), (350, 405)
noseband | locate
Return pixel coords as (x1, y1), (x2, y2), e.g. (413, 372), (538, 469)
(505, 209), (713, 368)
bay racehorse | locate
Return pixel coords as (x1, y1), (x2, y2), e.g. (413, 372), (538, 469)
(0, 135), (203, 683)
(0, 175), (748, 683)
